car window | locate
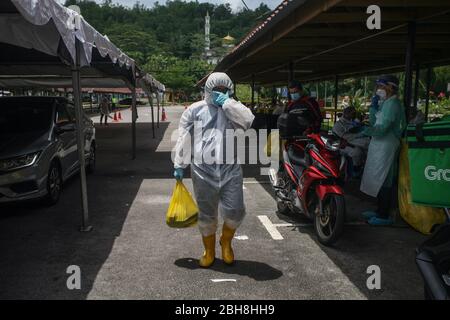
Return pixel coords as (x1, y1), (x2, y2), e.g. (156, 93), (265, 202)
(56, 103), (71, 125)
(0, 98), (53, 134)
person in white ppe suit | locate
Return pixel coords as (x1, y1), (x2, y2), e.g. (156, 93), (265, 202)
(360, 75), (406, 226)
(173, 72), (255, 267)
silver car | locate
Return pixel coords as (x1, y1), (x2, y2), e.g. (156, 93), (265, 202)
(0, 96), (96, 205)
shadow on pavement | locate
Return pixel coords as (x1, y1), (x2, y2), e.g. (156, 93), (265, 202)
(174, 258), (283, 281)
(247, 158), (425, 299)
(0, 121), (171, 299)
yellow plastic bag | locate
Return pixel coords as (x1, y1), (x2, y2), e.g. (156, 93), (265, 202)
(264, 130), (280, 157)
(398, 140), (446, 234)
(166, 181), (198, 228)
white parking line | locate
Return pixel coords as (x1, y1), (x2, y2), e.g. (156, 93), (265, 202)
(211, 279), (237, 283)
(274, 223), (311, 228)
(258, 215), (284, 240)
(234, 235), (249, 240)
(243, 180), (271, 184)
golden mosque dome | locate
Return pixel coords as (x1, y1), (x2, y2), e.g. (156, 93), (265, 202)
(223, 34), (235, 42)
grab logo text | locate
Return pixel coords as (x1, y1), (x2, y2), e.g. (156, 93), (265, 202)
(424, 165), (450, 182)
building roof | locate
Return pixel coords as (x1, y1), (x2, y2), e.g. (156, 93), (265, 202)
(213, 0), (450, 85)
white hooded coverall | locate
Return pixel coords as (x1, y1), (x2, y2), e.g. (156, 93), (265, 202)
(173, 73), (255, 236)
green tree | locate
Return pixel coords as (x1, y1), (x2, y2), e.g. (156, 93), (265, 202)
(64, 0), (272, 94)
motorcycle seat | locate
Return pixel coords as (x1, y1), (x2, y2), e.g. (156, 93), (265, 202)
(287, 145), (307, 167)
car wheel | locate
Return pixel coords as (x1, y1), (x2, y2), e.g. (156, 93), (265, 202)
(86, 143), (96, 174)
(43, 161), (62, 206)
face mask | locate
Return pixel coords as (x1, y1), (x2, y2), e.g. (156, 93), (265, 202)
(376, 89), (387, 101)
(290, 92), (301, 101)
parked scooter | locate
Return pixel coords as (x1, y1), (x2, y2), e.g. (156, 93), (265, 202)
(269, 133), (347, 246)
(415, 209), (450, 300)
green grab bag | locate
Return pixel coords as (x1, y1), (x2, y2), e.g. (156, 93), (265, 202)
(398, 141), (446, 234)
(406, 120), (450, 208)
(166, 181), (198, 228)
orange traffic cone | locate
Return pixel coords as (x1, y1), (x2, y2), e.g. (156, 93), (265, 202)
(118, 112), (122, 120)
(113, 112), (118, 122)
(161, 108), (167, 121)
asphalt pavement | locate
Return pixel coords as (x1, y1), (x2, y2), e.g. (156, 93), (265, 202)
(0, 105), (427, 299)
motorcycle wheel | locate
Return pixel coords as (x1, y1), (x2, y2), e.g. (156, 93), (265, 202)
(314, 194), (345, 246)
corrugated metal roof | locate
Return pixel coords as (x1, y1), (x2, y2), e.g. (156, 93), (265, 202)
(230, 0), (293, 54)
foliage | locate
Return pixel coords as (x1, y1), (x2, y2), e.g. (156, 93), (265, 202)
(63, 0), (270, 98)
(235, 84), (252, 103)
(144, 54), (212, 97)
(429, 97), (450, 116)
(348, 89), (366, 115)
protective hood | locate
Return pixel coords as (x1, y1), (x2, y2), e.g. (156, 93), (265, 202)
(204, 72), (234, 105)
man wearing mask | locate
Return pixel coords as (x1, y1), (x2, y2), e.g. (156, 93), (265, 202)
(286, 80), (322, 134)
(360, 75), (406, 226)
(173, 72), (255, 268)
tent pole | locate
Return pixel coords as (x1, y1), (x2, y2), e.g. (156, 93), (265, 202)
(413, 63), (420, 111)
(425, 66), (432, 121)
(131, 86), (137, 160)
(149, 91), (155, 138)
(156, 91), (160, 128)
(404, 21), (416, 120)
(72, 38), (92, 233)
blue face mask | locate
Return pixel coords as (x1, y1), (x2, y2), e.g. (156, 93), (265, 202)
(290, 92), (301, 101)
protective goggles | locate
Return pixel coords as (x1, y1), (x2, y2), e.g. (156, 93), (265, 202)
(212, 87), (229, 94)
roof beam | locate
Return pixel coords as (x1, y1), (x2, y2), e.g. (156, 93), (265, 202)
(309, 9), (446, 24)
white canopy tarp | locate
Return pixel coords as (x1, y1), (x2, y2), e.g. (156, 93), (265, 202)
(0, 0), (165, 231)
(6, 0), (134, 70)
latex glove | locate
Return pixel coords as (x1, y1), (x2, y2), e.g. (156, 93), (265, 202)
(212, 91), (230, 107)
(370, 95), (380, 111)
(173, 168), (184, 181)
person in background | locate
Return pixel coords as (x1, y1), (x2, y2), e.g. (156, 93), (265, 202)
(285, 80), (322, 134)
(360, 75), (406, 226)
(99, 96), (110, 126)
(173, 72), (255, 268)
(332, 106), (370, 176)
(275, 80), (323, 180)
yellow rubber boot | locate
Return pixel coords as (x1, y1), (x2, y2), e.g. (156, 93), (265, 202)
(199, 234), (216, 268)
(220, 224), (236, 265)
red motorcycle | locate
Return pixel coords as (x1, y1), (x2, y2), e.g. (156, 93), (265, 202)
(269, 133), (347, 246)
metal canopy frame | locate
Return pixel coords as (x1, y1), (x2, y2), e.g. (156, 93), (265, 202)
(0, 0), (164, 231)
(213, 0), (450, 85)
